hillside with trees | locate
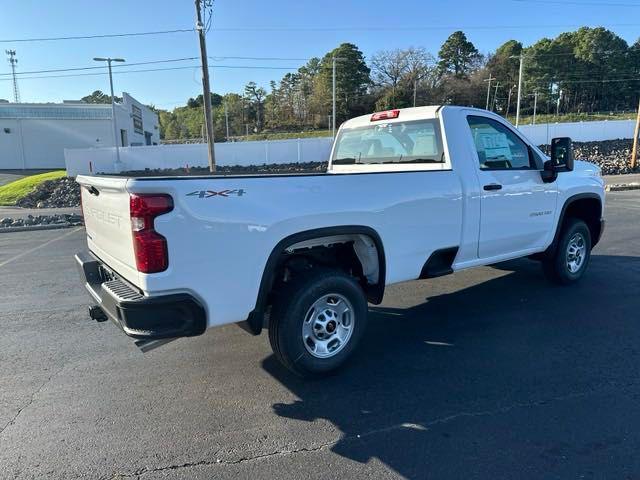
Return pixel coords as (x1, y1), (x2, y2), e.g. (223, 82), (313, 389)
(122, 27), (640, 141)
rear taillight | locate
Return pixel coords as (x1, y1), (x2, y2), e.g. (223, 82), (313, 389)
(129, 194), (173, 273)
(371, 109), (400, 121)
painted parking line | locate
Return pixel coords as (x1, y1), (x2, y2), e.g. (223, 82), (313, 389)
(0, 227), (83, 269)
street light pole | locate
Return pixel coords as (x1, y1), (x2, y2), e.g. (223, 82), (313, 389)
(332, 56), (336, 138)
(93, 57), (125, 168)
(224, 102), (230, 141)
(484, 74), (493, 111)
(515, 54), (524, 127)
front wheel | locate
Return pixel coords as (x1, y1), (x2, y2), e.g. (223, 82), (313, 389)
(268, 269), (368, 378)
(542, 218), (592, 285)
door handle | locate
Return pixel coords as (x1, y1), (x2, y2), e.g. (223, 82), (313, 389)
(483, 184), (502, 191)
(84, 185), (100, 196)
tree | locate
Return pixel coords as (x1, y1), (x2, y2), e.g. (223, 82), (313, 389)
(81, 90), (121, 104)
(438, 31), (480, 78)
(244, 81), (267, 131)
(486, 40), (522, 88)
(313, 43), (371, 124)
(371, 47), (435, 109)
(186, 93), (223, 108)
(526, 27), (633, 115)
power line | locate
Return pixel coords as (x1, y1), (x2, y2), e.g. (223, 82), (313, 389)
(0, 23), (638, 45)
(527, 51), (630, 58)
(0, 63), (301, 82)
(0, 57), (199, 77)
(209, 55), (313, 62)
(513, 0), (640, 7)
(0, 28), (194, 43)
(533, 77), (640, 84)
(210, 22), (640, 32)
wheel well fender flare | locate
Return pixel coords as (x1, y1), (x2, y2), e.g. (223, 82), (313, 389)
(245, 226), (387, 335)
(549, 192), (603, 252)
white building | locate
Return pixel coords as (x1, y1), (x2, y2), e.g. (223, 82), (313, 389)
(0, 92), (159, 169)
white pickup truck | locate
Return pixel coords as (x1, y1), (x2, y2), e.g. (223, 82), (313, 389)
(76, 106), (605, 377)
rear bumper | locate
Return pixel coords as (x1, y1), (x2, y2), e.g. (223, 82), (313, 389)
(75, 250), (206, 339)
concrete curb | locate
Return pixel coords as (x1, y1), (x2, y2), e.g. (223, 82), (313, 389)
(605, 183), (640, 192)
(0, 222), (82, 233)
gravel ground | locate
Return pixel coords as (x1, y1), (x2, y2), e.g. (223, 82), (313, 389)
(0, 213), (83, 229)
(539, 139), (636, 175)
(15, 177), (80, 208)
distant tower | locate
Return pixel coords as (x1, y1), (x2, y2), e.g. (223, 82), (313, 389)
(5, 50), (20, 103)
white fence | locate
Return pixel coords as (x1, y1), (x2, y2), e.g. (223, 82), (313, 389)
(65, 137), (334, 176)
(518, 119), (635, 145)
(64, 119), (636, 176)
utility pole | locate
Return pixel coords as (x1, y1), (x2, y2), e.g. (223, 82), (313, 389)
(631, 97), (640, 170)
(493, 82), (500, 112)
(224, 102), (230, 141)
(506, 85), (514, 118)
(93, 57), (125, 167)
(5, 50), (20, 102)
(515, 54), (524, 127)
(195, 0), (216, 172)
(413, 78), (418, 108)
(484, 74), (493, 111)
(532, 91), (539, 125)
(332, 56), (336, 137)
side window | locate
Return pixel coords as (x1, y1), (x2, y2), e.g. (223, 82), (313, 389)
(467, 116), (533, 170)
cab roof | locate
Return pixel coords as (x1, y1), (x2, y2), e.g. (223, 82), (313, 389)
(340, 106), (444, 130)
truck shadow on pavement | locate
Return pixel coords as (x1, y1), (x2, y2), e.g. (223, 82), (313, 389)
(262, 254), (640, 479)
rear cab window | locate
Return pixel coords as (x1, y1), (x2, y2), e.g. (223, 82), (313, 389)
(331, 118), (450, 172)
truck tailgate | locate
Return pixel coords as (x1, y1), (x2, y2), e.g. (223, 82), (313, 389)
(77, 175), (139, 286)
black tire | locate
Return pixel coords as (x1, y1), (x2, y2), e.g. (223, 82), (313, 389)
(542, 218), (592, 285)
(268, 268), (368, 378)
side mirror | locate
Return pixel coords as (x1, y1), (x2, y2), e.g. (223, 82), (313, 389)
(548, 137), (574, 172)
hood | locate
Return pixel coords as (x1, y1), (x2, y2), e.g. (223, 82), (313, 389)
(574, 159), (602, 177)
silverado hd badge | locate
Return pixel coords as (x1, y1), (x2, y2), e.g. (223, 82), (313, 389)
(187, 189), (246, 198)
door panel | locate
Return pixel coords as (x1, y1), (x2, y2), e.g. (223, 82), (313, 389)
(466, 115), (557, 259)
(477, 169), (556, 258)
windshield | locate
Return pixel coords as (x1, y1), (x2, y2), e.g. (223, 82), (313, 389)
(332, 119), (445, 165)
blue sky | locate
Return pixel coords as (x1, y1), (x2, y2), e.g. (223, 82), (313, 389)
(0, 0), (638, 109)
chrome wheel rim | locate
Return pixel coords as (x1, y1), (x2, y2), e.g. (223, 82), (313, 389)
(302, 293), (354, 359)
(566, 232), (586, 274)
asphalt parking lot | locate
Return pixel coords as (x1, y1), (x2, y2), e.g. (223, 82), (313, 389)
(1, 190), (639, 480)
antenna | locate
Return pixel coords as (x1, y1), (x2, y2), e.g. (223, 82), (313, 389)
(5, 49), (20, 103)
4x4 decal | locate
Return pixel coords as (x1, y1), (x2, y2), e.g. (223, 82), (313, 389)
(187, 189), (246, 198)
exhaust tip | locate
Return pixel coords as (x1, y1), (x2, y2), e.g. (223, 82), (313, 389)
(134, 338), (178, 353)
(89, 305), (108, 322)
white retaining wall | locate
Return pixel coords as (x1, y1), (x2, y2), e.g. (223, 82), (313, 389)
(64, 119), (636, 176)
(65, 137), (335, 176)
(517, 119), (635, 145)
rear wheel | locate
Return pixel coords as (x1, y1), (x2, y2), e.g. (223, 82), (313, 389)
(543, 218), (592, 285)
(268, 269), (368, 378)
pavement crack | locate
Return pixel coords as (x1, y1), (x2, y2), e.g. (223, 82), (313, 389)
(110, 386), (623, 478)
(113, 441), (337, 478)
(0, 364), (65, 437)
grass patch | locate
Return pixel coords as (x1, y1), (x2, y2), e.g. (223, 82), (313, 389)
(232, 130), (333, 142)
(506, 112), (636, 125)
(0, 170), (66, 206)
